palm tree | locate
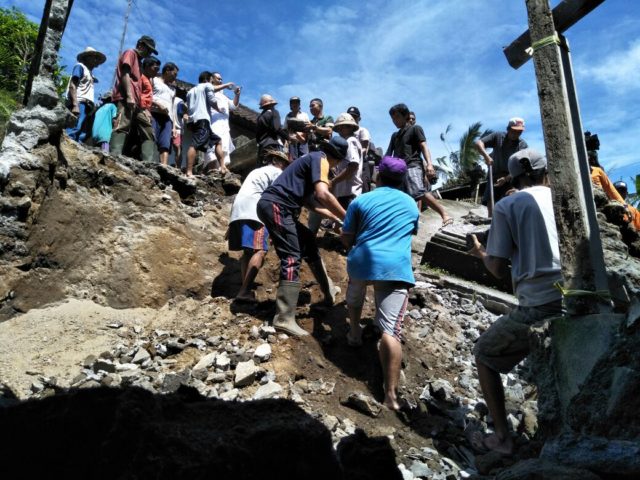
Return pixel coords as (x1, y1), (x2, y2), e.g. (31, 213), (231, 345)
(458, 122), (492, 171)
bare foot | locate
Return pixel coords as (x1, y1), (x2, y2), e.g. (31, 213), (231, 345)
(470, 431), (514, 455)
(383, 394), (401, 411)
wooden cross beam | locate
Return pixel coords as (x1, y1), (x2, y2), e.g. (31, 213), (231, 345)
(504, 0), (605, 70)
(509, 0), (610, 314)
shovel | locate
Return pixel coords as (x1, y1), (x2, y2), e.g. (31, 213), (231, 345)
(487, 165), (495, 218)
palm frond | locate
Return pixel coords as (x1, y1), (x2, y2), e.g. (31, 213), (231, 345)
(458, 122), (485, 171)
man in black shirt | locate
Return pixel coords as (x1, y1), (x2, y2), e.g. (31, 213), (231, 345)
(474, 117), (528, 215)
(256, 94), (288, 166)
(386, 104), (452, 228)
(257, 137), (348, 337)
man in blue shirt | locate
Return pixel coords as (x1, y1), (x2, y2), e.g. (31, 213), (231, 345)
(341, 156), (420, 411)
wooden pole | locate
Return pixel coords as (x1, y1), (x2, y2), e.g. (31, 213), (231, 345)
(524, 0), (609, 315)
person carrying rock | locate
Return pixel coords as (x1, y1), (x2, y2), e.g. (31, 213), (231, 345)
(468, 148), (563, 455)
(256, 94), (288, 167)
(256, 137), (348, 336)
(228, 149), (291, 302)
(341, 156), (419, 411)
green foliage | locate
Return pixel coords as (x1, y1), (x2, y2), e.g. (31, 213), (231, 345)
(459, 122), (491, 171)
(0, 88), (17, 142)
(0, 7), (39, 99)
(438, 122), (492, 190)
(627, 175), (640, 208)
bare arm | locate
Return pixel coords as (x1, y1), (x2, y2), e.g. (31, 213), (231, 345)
(474, 139), (493, 166)
(232, 86), (241, 107)
(331, 162), (358, 186)
(314, 181), (346, 220)
(468, 234), (509, 279)
(420, 140), (434, 176)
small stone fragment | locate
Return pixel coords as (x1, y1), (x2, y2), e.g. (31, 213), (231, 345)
(253, 381), (283, 400)
(253, 343), (272, 363)
(193, 352), (217, 371)
(234, 360), (258, 388)
(341, 392), (382, 417)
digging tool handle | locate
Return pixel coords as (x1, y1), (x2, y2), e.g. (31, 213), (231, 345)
(488, 166), (495, 217)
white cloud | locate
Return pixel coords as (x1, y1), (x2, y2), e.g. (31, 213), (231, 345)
(580, 40), (640, 91)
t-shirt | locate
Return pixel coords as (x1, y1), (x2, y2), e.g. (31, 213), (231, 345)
(140, 75), (153, 110)
(386, 124), (427, 168)
(343, 186), (419, 284)
(66, 62), (94, 103)
(356, 126), (371, 146)
(112, 49), (142, 105)
(261, 151), (331, 213)
(256, 108), (287, 149)
(283, 111), (310, 131)
(480, 131), (528, 175)
(590, 166), (626, 205)
(91, 103), (117, 143)
(187, 83), (217, 123)
(230, 165), (283, 224)
(487, 185), (562, 306)
(172, 98), (186, 132)
(333, 136), (363, 198)
(152, 76), (175, 114)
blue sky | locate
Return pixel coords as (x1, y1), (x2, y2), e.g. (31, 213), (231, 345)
(3, 0), (639, 191)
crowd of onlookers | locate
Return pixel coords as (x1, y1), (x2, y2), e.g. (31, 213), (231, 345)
(63, 35), (636, 454)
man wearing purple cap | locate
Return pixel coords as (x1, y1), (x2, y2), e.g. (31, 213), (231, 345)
(341, 156), (419, 411)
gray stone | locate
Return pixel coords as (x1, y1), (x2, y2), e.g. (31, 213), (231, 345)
(30, 380), (44, 393)
(496, 458), (602, 480)
(410, 460), (433, 478)
(93, 360), (117, 374)
(161, 372), (188, 394)
(341, 392), (382, 417)
(253, 343), (272, 363)
(132, 348), (151, 364)
(259, 325), (276, 338)
(220, 388), (240, 401)
(215, 352), (230, 371)
(322, 415), (339, 432)
(253, 381), (283, 400)
(234, 360), (258, 388)
(408, 309), (422, 320)
(193, 352), (217, 370)
(398, 463), (415, 480)
(249, 326), (260, 339)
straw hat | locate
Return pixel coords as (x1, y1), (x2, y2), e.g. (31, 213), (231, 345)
(259, 94), (277, 109)
(264, 149), (291, 164)
(334, 113), (359, 129)
(77, 47), (106, 66)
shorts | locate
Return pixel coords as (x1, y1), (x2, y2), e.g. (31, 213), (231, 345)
(151, 113), (173, 152)
(346, 279), (410, 342)
(473, 300), (563, 373)
(172, 132), (182, 147)
(403, 165), (427, 199)
(188, 119), (221, 152)
(228, 220), (269, 252)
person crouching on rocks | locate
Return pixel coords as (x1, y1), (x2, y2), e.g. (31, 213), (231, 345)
(468, 148), (563, 455)
(228, 149), (292, 302)
(340, 156), (420, 411)
(256, 137), (348, 337)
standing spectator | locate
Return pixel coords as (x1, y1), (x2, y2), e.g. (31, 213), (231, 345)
(256, 94), (288, 167)
(386, 104), (452, 228)
(468, 149), (563, 454)
(256, 137), (349, 337)
(185, 71), (223, 177)
(474, 117), (529, 215)
(138, 56), (160, 161)
(331, 113), (363, 209)
(229, 149), (291, 302)
(408, 111), (416, 125)
(307, 98), (334, 151)
(91, 91), (117, 152)
(341, 156), (419, 411)
(613, 180), (640, 231)
(110, 36), (157, 157)
(172, 97), (187, 170)
(284, 96), (310, 160)
(347, 106), (374, 193)
(65, 47), (106, 142)
(347, 106), (371, 154)
(151, 62), (179, 166)
(206, 71), (241, 173)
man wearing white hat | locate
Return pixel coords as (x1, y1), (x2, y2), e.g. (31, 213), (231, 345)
(255, 94), (288, 167)
(65, 47), (106, 142)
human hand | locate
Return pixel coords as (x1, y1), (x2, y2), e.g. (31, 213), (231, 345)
(234, 86), (242, 95)
(467, 234), (484, 258)
(71, 105), (80, 115)
(485, 157), (493, 166)
(495, 176), (508, 187)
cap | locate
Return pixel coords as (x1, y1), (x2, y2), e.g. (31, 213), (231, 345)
(507, 148), (546, 179)
(346, 106), (361, 118)
(137, 35), (158, 55)
(318, 136), (349, 161)
(333, 113), (359, 129)
(289, 96), (301, 102)
(378, 156), (407, 180)
(77, 47), (106, 65)
(508, 117), (525, 131)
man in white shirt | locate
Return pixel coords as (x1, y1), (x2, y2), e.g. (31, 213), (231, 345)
(469, 148), (563, 455)
(207, 71), (241, 173)
(284, 96), (310, 160)
(151, 62), (178, 165)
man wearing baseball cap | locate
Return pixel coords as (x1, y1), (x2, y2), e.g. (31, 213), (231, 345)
(474, 117), (529, 215)
(110, 36), (158, 157)
(257, 137), (348, 336)
(341, 156), (420, 411)
(468, 148), (563, 454)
